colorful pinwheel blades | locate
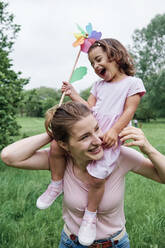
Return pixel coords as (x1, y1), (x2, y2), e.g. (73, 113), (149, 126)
(89, 30), (102, 40)
(70, 66), (87, 84)
(76, 24), (86, 36)
(86, 23), (92, 36)
(73, 23), (102, 53)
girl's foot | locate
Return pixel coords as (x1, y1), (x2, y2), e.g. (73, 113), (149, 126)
(36, 180), (63, 209)
(78, 209), (97, 246)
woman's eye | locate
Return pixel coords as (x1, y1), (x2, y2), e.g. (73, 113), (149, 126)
(80, 135), (88, 140)
(95, 126), (99, 132)
(96, 58), (101, 62)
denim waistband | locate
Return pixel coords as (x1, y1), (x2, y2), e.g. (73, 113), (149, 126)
(63, 223), (125, 244)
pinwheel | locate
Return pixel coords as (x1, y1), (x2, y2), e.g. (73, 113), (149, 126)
(73, 23), (102, 53)
(59, 23), (102, 106)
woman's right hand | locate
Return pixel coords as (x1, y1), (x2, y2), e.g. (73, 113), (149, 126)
(119, 126), (152, 155)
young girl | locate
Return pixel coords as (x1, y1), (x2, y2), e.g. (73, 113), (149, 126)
(37, 38), (146, 246)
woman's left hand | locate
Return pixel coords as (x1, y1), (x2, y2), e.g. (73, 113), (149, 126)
(119, 126), (152, 155)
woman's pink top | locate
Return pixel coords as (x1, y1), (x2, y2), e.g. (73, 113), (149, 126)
(87, 76), (146, 179)
(63, 146), (145, 240)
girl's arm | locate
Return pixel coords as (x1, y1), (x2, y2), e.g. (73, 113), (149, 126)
(103, 94), (141, 148)
(61, 81), (96, 108)
(119, 127), (165, 183)
(112, 94), (141, 134)
(1, 133), (51, 170)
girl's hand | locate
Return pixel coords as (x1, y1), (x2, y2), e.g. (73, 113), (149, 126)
(103, 128), (118, 149)
(61, 81), (77, 97)
(119, 126), (152, 154)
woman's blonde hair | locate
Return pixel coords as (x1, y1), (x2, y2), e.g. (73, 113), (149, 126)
(45, 101), (91, 142)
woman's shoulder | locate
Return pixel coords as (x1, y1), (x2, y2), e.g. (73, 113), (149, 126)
(65, 156), (73, 174)
(117, 146), (145, 173)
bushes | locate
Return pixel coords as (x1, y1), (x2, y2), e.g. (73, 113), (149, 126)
(0, 2), (28, 150)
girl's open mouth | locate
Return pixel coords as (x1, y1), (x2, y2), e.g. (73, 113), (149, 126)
(100, 68), (106, 76)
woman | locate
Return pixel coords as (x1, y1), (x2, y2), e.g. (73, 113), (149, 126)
(1, 101), (165, 248)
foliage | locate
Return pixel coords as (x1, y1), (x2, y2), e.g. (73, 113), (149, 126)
(22, 89), (43, 117)
(80, 87), (91, 101)
(135, 96), (156, 122)
(0, 1), (28, 150)
(131, 14), (165, 82)
(18, 86), (92, 118)
(148, 70), (165, 117)
(131, 13), (165, 120)
(19, 87), (61, 117)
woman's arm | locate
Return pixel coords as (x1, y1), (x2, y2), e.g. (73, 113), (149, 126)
(119, 126), (165, 183)
(1, 133), (51, 170)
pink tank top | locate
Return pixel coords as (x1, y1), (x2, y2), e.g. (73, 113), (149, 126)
(62, 146), (144, 239)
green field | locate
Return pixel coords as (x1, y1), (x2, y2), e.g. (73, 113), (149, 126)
(0, 117), (165, 248)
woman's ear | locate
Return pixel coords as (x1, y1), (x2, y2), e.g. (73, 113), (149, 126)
(57, 141), (69, 152)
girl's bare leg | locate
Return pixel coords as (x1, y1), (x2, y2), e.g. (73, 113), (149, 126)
(49, 140), (66, 181)
(87, 177), (105, 212)
(36, 140), (66, 210)
(78, 177), (105, 246)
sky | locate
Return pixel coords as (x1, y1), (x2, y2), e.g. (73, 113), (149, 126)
(7, 0), (165, 92)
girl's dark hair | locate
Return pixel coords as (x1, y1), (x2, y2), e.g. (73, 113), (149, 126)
(88, 38), (135, 76)
(45, 101), (91, 142)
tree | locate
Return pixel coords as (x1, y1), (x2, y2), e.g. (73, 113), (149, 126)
(36, 87), (62, 115)
(131, 14), (165, 83)
(148, 70), (165, 117)
(19, 87), (62, 117)
(80, 87), (91, 101)
(23, 89), (43, 117)
(131, 14), (165, 118)
(135, 96), (156, 122)
(0, 1), (28, 150)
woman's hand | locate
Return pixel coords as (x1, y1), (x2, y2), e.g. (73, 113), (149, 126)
(103, 128), (118, 149)
(119, 126), (152, 155)
(120, 126), (165, 183)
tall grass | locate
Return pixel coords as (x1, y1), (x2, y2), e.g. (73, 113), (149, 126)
(0, 117), (165, 248)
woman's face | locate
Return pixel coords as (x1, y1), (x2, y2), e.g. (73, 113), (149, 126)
(67, 114), (104, 167)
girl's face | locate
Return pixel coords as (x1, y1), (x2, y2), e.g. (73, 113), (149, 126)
(65, 114), (103, 169)
(88, 46), (122, 82)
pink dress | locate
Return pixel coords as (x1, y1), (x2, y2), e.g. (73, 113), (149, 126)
(87, 76), (146, 179)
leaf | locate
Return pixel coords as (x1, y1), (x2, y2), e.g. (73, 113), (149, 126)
(70, 66), (87, 83)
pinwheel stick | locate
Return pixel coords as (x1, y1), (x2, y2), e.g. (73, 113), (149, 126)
(59, 48), (81, 106)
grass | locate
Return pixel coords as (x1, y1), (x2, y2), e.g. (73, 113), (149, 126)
(0, 117), (165, 248)
(125, 119), (165, 248)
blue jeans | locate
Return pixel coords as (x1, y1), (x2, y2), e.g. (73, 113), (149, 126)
(59, 229), (130, 248)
